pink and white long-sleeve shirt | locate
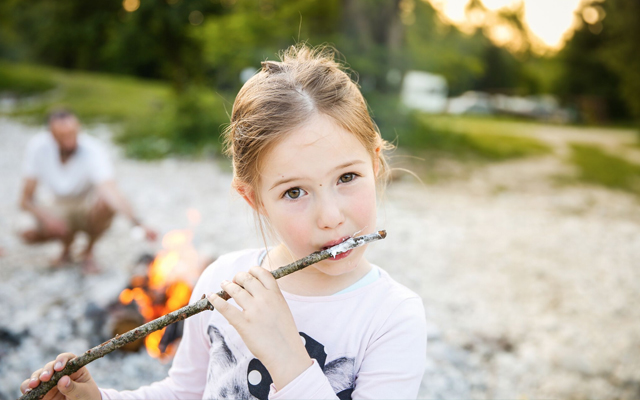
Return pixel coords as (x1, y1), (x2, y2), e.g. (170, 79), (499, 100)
(100, 248), (427, 399)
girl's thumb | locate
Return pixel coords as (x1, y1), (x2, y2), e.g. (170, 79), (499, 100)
(57, 376), (93, 400)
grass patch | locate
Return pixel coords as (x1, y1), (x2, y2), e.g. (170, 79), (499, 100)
(0, 60), (172, 122)
(401, 113), (552, 161)
(624, 140), (640, 150)
(0, 62), (56, 95)
(568, 143), (640, 194)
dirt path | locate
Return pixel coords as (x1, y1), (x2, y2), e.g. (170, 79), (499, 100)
(513, 122), (640, 163)
(1, 117), (639, 399)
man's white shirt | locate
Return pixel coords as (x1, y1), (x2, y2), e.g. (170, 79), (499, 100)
(22, 132), (114, 199)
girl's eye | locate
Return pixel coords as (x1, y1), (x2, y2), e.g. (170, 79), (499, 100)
(339, 173), (357, 183)
(284, 187), (306, 199)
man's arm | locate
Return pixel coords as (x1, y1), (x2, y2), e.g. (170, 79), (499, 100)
(20, 178), (68, 236)
(96, 180), (157, 240)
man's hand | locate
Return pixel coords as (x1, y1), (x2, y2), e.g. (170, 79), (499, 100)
(142, 225), (158, 241)
(131, 224), (158, 242)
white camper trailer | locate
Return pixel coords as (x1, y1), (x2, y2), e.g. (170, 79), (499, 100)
(401, 71), (448, 113)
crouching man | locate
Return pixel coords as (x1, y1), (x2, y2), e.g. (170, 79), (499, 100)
(19, 109), (156, 274)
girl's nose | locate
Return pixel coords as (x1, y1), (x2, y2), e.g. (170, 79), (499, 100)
(316, 193), (345, 230)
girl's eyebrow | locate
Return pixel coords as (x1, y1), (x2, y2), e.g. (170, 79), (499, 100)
(268, 159), (366, 191)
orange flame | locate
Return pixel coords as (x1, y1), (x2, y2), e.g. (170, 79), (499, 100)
(118, 226), (200, 359)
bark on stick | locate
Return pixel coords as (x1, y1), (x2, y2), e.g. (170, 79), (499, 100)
(19, 230), (387, 400)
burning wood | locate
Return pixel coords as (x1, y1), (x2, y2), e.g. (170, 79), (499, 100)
(19, 230), (387, 400)
(113, 228), (205, 359)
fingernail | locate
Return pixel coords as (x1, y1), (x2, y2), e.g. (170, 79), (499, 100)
(54, 361), (62, 370)
(24, 388), (31, 394)
(221, 280), (230, 285)
(65, 377), (71, 387)
(39, 371), (48, 379)
(30, 377), (37, 382)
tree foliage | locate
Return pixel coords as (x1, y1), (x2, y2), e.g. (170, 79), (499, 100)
(555, 0), (640, 122)
(6, 0), (225, 91)
(599, 0), (640, 120)
(1, 0), (638, 126)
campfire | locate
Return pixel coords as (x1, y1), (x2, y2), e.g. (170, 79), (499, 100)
(112, 210), (206, 360)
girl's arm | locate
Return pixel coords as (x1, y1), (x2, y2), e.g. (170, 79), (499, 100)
(100, 267), (215, 400)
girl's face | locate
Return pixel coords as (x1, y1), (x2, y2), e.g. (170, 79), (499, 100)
(253, 113), (379, 277)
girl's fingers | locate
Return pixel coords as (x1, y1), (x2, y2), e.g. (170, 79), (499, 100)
(233, 271), (268, 297)
(207, 292), (243, 325)
(29, 369), (43, 388)
(249, 265), (280, 291)
(21, 352), (77, 393)
(20, 378), (33, 393)
(220, 280), (253, 310)
(39, 360), (57, 382)
(54, 353), (76, 373)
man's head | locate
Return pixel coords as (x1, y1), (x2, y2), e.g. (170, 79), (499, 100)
(48, 110), (80, 159)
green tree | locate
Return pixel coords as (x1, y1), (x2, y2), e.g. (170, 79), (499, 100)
(404, 0), (485, 96)
(10, 0), (121, 70)
(600, 0), (640, 121)
(197, 0), (340, 91)
(554, 1), (631, 122)
(8, 0), (225, 92)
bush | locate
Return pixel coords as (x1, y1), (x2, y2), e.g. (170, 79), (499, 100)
(116, 87), (229, 159)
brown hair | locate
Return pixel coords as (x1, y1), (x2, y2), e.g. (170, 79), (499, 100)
(222, 44), (394, 227)
(47, 108), (77, 125)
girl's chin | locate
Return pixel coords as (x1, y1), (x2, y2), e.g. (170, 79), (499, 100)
(315, 254), (363, 276)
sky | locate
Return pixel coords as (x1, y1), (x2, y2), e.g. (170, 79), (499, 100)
(427, 0), (587, 50)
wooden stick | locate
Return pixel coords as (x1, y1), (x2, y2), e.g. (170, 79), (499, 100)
(20, 230), (387, 400)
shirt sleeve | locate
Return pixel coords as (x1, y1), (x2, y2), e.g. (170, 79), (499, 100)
(351, 297), (427, 399)
(22, 136), (40, 179)
(87, 140), (114, 184)
(268, 359), (339, 400)
(100, 267), (215, 400)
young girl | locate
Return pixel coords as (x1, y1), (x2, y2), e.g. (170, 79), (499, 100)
(22, 44), (427, 399)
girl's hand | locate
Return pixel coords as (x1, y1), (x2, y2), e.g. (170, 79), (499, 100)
(207, 266), (313, 390)
(20, 353), (100, 400)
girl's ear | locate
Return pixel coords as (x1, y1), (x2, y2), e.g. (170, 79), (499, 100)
(234, 179), (269, 216)
(234, 179), (259, 211)
(373, 146), (381, 177)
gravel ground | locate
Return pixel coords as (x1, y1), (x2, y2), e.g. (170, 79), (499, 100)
(1, 117), (639, 399)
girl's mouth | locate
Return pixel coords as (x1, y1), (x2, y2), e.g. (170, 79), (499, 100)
(321, 236), (351, 251)
(321, 236), (354, 260)
(327, 248), (353, 261)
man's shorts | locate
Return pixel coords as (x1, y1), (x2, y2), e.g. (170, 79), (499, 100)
(46, 190), (114, 234)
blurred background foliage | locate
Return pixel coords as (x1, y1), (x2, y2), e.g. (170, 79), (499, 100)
(0, 0), (639, 175)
